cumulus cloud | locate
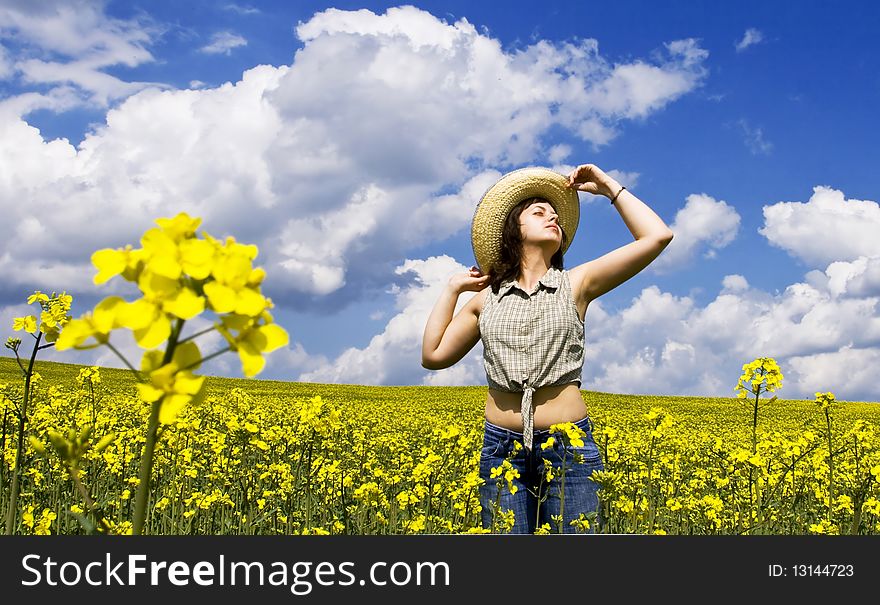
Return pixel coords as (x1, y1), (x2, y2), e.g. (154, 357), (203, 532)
(787, 346), (880, 402)
(0, 5), (710, 322)
(735, 28), (765, 53)
(298, 255), (485, 386)
(651, 193), (741, 270)
(760, 186), (880, 268)
(0, 0), (165, 109)
(720, 274), (749, 293)
(821, 256), (880, 298)
(199, 31), (247, 55)
(583, 274), (880, 402)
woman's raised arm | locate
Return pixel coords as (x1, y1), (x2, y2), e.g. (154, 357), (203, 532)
(566, 163), (674, 302)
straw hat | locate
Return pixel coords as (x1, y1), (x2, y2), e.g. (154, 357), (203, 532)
(471, 167), (580, 274)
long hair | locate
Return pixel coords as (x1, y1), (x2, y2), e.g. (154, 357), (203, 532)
(488, 197), (567, 294)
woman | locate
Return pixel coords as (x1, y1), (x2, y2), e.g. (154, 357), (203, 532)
(422, 164), (674, 533)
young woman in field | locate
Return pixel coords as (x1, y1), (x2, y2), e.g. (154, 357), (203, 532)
(421, 164), (674, 533)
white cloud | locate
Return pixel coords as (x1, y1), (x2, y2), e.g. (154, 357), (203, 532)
(547, 144), (571, 164)
(823, 256), (880, 298)
(0, 84), (83, 117)
(759, 186), (880, 268)
(581, 38), (708, 122)
(605, 170), (640, 190)
(223, 4), (260, 16)
(737, 118), (773, 155)
(200, 31), (247, 56)
(651, 193), (741, 270)
(787, 345), (880, 402)
(298, 255), (485, 386)
(0, 6), (710, 316)
(735, 28), (765, 53)
(0, 0), (164, 109)
(721, 274), (749, 293)
(582, 275), (880, 402)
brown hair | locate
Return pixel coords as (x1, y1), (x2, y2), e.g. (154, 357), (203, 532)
(488, 197), (567, 294)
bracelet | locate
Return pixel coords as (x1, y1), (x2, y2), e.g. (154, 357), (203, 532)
(610, 186), (626, 205)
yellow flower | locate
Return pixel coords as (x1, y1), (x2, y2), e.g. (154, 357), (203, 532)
(21, 506), (35, 530)
(550, 422), (585, 447)
(216, 312), (289, 377)
(54, 297), (127, 350)
(201, 233), (268, 317)
(735, 357), (784, 397)
(27, 291), (50, 305)
(569, 513), (592, 533)
(136, 341), (207, 424)
(114, 270), (205, 348)
(155, 212), (202, 243)
(91, 245), (149, 285)
(815, 392), (836, 411)
(12, 315), (37, 334)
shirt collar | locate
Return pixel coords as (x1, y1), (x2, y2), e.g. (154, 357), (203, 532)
(498, 267), (561, 298)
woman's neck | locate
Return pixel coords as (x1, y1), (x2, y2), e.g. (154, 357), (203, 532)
(517, 258), (553, 292)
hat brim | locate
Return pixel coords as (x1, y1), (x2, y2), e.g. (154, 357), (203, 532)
(471, 167), (580, 274)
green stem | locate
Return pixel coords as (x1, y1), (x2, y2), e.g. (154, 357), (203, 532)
(826, 408), (834, 528)
(131, 319), (185, 535)
(177, 325), (217, 344)
(4, 331), (42, 535)
(646, 435), (655, 533)
(132, 399), (161, 535)
(751, 387), (761, 455)
(105, 340), (146, 383)
(69, 464), (109, 533)
(12, 348), (27, 376)
(178, 346), (232, 373)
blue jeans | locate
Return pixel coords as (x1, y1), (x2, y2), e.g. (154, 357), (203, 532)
(478, 415), (604, 534)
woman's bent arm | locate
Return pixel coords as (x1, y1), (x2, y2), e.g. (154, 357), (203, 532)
(422, 285), (482, 370)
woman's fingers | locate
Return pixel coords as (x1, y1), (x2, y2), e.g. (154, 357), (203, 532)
(568, 164), (593, 186)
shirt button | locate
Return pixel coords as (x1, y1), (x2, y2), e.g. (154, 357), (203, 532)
(521, 325), (528, 334)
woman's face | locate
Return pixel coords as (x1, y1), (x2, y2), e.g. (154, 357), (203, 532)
(519, 201), (562, 249)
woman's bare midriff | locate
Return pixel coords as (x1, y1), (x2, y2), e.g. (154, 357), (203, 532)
(484, 382), (588, 431)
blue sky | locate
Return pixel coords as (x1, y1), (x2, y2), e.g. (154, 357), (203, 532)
(1, 0), (879, 402)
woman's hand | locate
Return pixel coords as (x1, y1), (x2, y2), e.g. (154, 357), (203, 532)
(449, 266), (491, 294)
(566, 164), (621, 199)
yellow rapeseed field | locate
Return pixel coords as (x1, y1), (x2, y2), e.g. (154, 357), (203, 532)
(3, 357), (880, 535)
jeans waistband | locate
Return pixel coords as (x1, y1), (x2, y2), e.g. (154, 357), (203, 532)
(484, 415), (593, 439)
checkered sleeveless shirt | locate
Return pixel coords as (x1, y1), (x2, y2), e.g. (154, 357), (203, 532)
(478, 266), (584, 451)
